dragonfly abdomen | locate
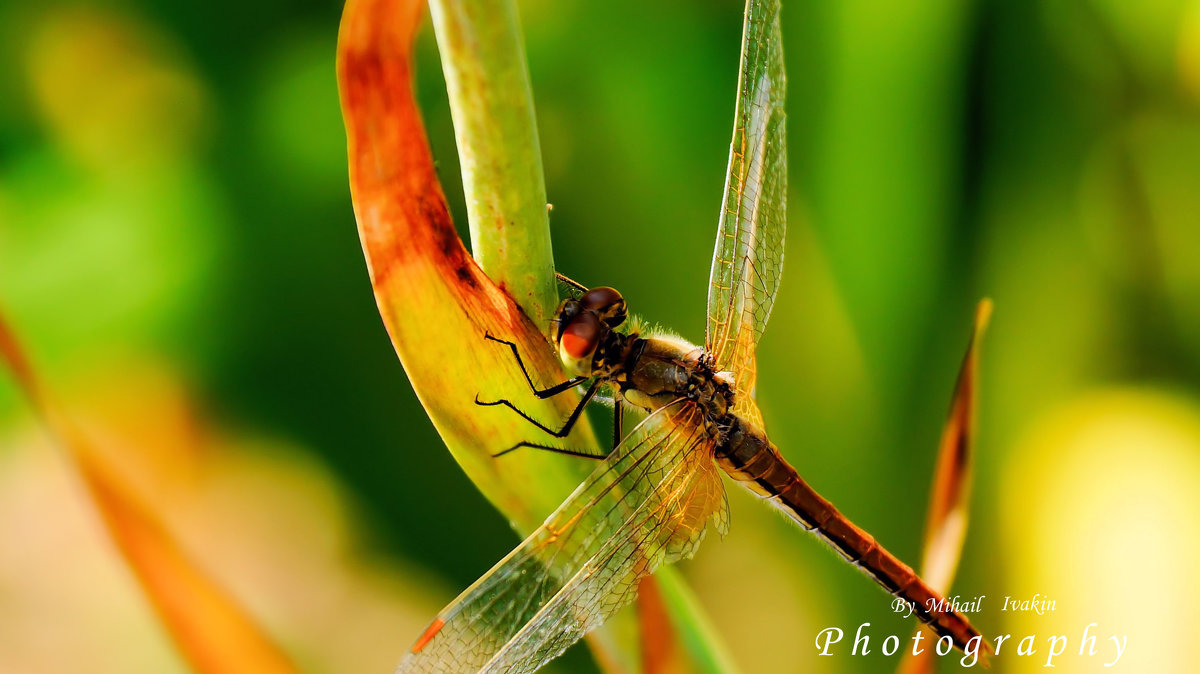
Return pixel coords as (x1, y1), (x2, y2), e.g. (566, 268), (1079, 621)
(715, 420), (989, 656)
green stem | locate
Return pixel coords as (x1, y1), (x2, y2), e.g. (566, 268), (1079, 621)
(428, 0), (558, 327)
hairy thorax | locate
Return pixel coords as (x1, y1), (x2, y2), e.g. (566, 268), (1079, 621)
(619, 332), (734, 427)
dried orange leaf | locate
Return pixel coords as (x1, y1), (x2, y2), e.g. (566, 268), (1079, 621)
(898, 299), (992, 674)
(922, 299), (992, 589)
(0, 315), (298, 674)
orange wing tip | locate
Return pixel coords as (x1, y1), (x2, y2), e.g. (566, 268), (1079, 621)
(411, 618), (445, 654)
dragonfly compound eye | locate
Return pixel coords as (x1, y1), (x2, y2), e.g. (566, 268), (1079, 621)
(581, 286), (627, 327)
(560, 312), (602, 361)
(552, 299), (582, 342)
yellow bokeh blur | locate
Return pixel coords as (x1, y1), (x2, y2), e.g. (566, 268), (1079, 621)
(1002, 390), (1200, 672)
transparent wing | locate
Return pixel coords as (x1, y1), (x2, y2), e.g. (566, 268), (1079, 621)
(397, 402), (729, 674)
(706, 0), (786, 403)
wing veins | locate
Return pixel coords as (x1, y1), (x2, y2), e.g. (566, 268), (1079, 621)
(480, 416), (716, 672)
(452, 405), (684, 656)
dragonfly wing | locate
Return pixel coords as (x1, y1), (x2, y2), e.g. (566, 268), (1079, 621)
(706, 0), (786, 396)
(732, 382), (765, 431)
(397, 401), (728, 674)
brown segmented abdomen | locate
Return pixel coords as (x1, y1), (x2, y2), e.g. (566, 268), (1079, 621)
(715, 420), (991, 656)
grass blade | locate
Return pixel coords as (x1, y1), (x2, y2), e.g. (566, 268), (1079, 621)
(898, 299), (992, 674)
(0, 314), (299, 674)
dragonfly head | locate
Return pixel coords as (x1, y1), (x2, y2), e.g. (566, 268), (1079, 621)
(552, 286), (628, 376)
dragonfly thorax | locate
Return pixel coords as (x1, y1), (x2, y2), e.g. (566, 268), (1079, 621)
(622, 336), (735, 424)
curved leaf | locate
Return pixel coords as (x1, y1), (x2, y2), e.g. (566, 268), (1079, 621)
(337, 0), (597, 530)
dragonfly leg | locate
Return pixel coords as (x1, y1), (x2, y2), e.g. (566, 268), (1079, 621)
(492, 441), (607, 460)
(612, 401), (625, 450)
(484, 332), (586, 398)
(554, 271), (589, 295)
(475, 379), (601, 439)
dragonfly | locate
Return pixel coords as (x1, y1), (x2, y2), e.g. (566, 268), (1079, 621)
(399, 0), (988, 672)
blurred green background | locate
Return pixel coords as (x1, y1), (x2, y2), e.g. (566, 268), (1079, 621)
(2, 0), (1200, 672)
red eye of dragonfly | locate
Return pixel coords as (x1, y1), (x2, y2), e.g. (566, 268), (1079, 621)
(561, 313), (601, 359)
(581, 286), (627, 327)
